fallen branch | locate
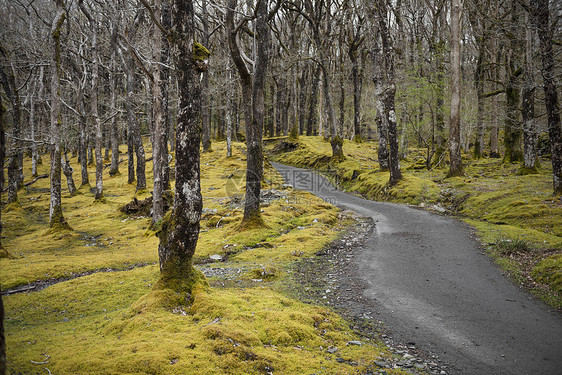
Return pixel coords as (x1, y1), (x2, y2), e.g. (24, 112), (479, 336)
(25, 174), (48, 187)
(2, 285), (37, 295)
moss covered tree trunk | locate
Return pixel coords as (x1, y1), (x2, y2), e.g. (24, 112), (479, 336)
(78, 79), (90, 187)
(49, 0), (69, 229)
(529, 0), (561, 194)
(242, 0), (269, 227)
(157, 0), (203, 287)
(448, 0), (464, 177)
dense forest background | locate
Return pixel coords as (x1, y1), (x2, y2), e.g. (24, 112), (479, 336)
(1, 0), (560, 208)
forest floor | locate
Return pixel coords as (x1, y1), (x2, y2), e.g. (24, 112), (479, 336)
(2, 136), (560, 374)
(267, 136), (561, 310)
(2, 141), (437, 375)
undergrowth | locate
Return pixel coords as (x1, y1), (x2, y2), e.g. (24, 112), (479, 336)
(268, 136), (562, 309)
(2, 141), (412, 374)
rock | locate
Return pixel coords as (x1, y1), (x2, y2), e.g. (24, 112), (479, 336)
(327, 347), (338, 354)
(374, 361), (388, 367)
(209, 254), (223, 261)
(346, 340), (362, 346)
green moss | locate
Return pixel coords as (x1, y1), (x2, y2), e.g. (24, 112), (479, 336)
(193, 42), (211, 61)
(532, 255), (562, 294)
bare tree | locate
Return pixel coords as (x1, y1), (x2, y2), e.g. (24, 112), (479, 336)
(79, 0), (104, 200)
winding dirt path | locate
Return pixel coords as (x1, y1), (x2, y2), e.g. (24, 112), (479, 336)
(273, 162), (562, 375)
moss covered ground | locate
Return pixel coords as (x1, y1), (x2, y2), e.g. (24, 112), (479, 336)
(2, 142), (414, 374)
(268, 136), (562, 309)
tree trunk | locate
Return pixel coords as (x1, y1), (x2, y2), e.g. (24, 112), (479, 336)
(80, 0), (104, 200)
(161, 0), (171, 191)
(448, 0), (464, 177)
(298, 65), (308, 135)
(62, 153), (78, 196)
(109, 23), (120, 177)
(489, 30), (500, 158)
(78, 77), (89, 187)
(504, 2), (524, 163)
(307, 66), (320, 136)
(521, 12), (538, 173)
(151, 0), (164, 225)
(474, 34), (485, 159)
(372, 37), (389, 171)
(201, 0), (212, 152)
(49, 0), (69, 229)
(530, 0), (562, 194)
(242, 0), (269, 227)
(350, 45), (362, 142)
(226, 64), (233, 157)
(226, 0), (252, 137)
(157, 0), (203, 289)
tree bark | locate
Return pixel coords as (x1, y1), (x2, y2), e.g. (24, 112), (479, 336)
(489, 26), (500, 158)
(201, 0), (212, 152)
(371, 36), (389, 171)
(521, 12), (538, 173)
(307, 66), (321, 136)
(161, 0), (171, 191)
(504, 1), (524, 163)
(349, 41), (363, 142)
(473, 31), (485, 159)
(242, 0), (270, 227)
(157, 0), (203, 288)
(226, 0), (252, 136)
(49, 0), (69, 229)
(62, 153), (78, 196)
(151, 0), (164, 225)
(448, 0), (464, 177)
(529, 0), (562, 194)
(109, 22), (120, 177)
(79, 0), (104, 200)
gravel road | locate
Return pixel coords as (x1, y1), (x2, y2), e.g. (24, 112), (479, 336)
(272, 162), (562, 375)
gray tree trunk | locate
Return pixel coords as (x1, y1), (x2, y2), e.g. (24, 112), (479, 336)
(49, 0), (69, 229)
(151, 0), (164, 225)
(529, 0), (562, 194)
(157, 0), (203, 288)
(448, 0), (464, 177)
(242, 0), (270, 226)
(521, 12), (538, 173)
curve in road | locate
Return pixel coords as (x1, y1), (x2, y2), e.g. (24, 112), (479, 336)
(272, 162), (562, 375)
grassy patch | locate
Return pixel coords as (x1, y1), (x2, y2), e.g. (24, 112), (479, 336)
(3, 141), (410, 374)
